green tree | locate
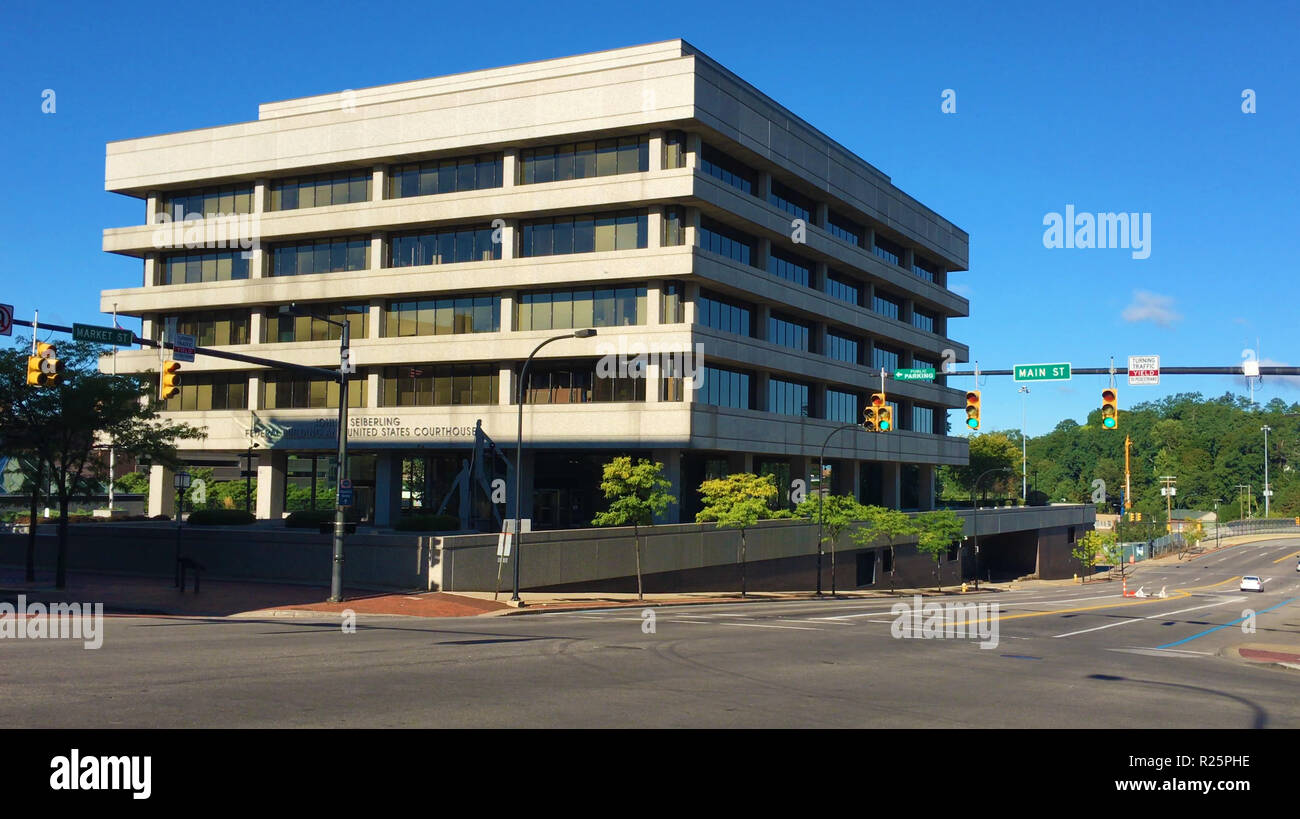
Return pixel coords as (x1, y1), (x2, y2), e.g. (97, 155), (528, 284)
(591, 457), (676, 600)
(113, 470), (150, 495)
(794, 494), (868, 593)
(913, 509), (965, 591)
(1102, 536), (1126, 579)
(939, 432), (1021, 503)
(1073, 529), (1113, 581)
(0, 340), (204, 588)
(696, 473), (777, 598)
(850, 506), (917, 592)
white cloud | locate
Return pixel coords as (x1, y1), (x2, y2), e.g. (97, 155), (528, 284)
(1121, 290), (1182, 327)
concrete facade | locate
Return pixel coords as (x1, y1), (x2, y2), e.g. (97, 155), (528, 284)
(101, 40), (972, 528)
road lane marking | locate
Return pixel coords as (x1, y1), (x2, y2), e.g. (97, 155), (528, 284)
(1156, 596), (1299, 649)
(1272, 550), (1300, 564)
(1052, 597), (1247, 638)
(717, 622), (819, 631)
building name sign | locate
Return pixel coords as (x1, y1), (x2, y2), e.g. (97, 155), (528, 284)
(244, 415), (481, 444)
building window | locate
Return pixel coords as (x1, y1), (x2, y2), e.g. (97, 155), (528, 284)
(270, 237), (369, 277)
(663, 130), (687, 169)
(768, 377), (810, 417)
(700, 365), (752, 410)
(826, 331), (860, 365)
(873, 291), (901, 320)
(163, 372), (248, 412)
(519, 210), (647, 257)
(826, 210), (863, 247)
(697, 290), (752, 337)
(913, 405), (935, 434)
(661, 280), (684, 323)
(521, 361), (644, 404)
(825, 271), (861, 306)
(156, 310), (249, 346)
(516, 287), (646, 330)
(698, 218), (756, 265)
(268, 303), (369, 343)
(263, 373), (366, 409)
(873, 235), (903, 267)
(388, 225), (499, 267)
(768, 179), (813, 223)
(270, 171), (371, 210)
(661, 352), (687, 401)
(158, 185), (254, 219)
(767, 249), (812, 287)
(387, 153), (503, 198)
(871, 345), (901, 372)
(912, 255), (939, 282)
(381, 364), (497, 407)
(519, 137), (648, 184)
(385, 296), (499, 337)
(826, 389), (858, 424)
(699, 143), (757, 195)
(767, 313), (810, 352)
(911, 308), (936, 334)
(662, 205), (685, 246)
(161, 251), (250, 284)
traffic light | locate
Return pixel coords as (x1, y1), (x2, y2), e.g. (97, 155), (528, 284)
(26, 343), (62, 387)
(863, 394), (882, 431)
(1101, 388), (1119, 430)
(965, 390), (981, 431)
(161, 360), (182, 400)
(876, 393), (893, 432)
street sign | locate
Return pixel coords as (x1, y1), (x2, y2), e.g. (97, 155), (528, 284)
(339, 478), (353, 491)
(893, 367), (936, 382)
(337, 488), (354, 507)
(72, 322), (134, 347)
(1128, 354), (1159, 386)
(172, 332), (196, 363)
(0, 304), (12, 337)
(1013, 362), (1071, 382)
(496, 531), (513, 560)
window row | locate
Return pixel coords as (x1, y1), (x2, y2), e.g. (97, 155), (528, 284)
(518, 211), (647, 257)
(381, 365), (499, 407)
(698, 217), (755, 265)
(161, 251), (250, 284)
(161, 372), (248, 412)
(768, 314), (810, 352)
(264, 374), (368, 409)
(518, 137), (647, 184)
(524, 363), (645, 404)
(389, 226), (499, 267)
(267, 304), (369, 343)
(157, 310), (250, 347)
(387, 154), (502, 199)
(515, 287), (646, 331)
(270, 172), (371, 211)
(385, 296), (500, 337)
(158, 185), (254, 219)
(270, 238), (370, 277)
(697, 291), (752, 337)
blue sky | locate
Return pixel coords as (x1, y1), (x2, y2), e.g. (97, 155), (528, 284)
(2, 0), (1296, 435)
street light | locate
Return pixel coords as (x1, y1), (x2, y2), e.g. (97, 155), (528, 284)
(1261, 425), (1271, 518)
(512, 328), (597, 603)
(816, 422), (863, 598)
(244, 440), (261, 514)
(1018, 386), (1030, 501)
(281, 303), (351, 603)
(970, 466), (1013, 590)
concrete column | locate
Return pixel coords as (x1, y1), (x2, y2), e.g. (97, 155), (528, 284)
(755, 372), (770, 411)
(864, 226), (876, 252)
(651, 448), (681, 523)
(646, 359), (661, 403)
(256, 450), (287, 520)
(790, 455), (809, 504)
(500, 291), (516, 332)
(507, 450), (535, 521)
(254, 179), (269, 213)
(840, 460), (861, 498)
(757, 171), (772, 202)
(146, 192), (160, 222)
(685, 207), (700, 249)
(683, 281), (700, 325)
(648, 205), (663, 249)
(369, 300), (384, 339)
(864, 280), (875, 311)
(648, 130), (664, 173)
(374, 452), (403, 528)
(902, 247), (915, 272)
(813, 261), (828, 293)
(814, 322), (828, 356)
(372, 165), (385, 200)
(902, 298), (915, 326)
(815, 201), (829, 229)
(882, 462), (902, 509)
(367, 371), (380, 408)
(249, 245), (266, 279)
(500, 221), (516, 261)
(686, 133), (701, 170)
(144, 254), (159, 287)
(141, 317), (155, 341)
(755, 304), (771, 341)
(147, 463), (175, 518)
(502, 148), (518, 187)
(646, 280), (663, 325)
(758, 237), (771, 272)
(370, 231), (383, 270)
(918, 463), (936, 511)
(498, 365), (514, 406)
(247, 375), (260, 410)
(812, 382), (827, 419)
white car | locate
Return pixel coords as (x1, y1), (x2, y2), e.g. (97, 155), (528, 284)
(1240, 575), (1264, 592)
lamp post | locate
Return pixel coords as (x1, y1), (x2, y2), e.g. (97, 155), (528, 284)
(816, 422), (863, 598)
(970, 466), (1013, 590)
(244, 440), (260, 514)
(281, 304), (351, 603)
(1018, 386), (1030, 501)
(512, 328), (597, 604)
(1261, 425), (1271, 518)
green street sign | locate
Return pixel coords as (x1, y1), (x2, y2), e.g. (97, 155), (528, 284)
(72, 323), (134, 347)
(1014, 362), (1071, 382)
(893, 368), (936, 382)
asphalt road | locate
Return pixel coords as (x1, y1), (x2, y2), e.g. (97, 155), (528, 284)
(2, 538), (1297, 728)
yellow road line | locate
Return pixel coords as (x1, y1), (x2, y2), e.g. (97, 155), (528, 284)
(966, 576), (1242, 626)
(1272, 550), (1300, 564)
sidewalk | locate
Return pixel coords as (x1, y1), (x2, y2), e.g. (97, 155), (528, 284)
(0, 567), (1019, 619)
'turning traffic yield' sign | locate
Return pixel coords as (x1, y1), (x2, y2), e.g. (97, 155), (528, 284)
(1128, 355), (1159, 386)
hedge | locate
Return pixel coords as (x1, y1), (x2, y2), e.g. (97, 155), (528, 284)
(186, 509), (255, 526)
(393, 514), (461, 532)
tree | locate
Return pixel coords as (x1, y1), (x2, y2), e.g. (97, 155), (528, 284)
(591, 457), (676, 600)
(696, 473), (777, 598)
(850, 506), (916, 592)
(1102, 536), (1126, 579)
(939, 433), (1021, 502)
(913, 509), (965, 591)
(113, 470), (151, 495)
(0, 340), (204, 588)
(794, 494), (867, 593)
(1073, 529), (1113, 581)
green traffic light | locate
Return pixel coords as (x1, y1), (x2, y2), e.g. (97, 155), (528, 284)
(1104, 417), (1116, 428)
(967, 418), (979, 429)
(881, 421), (891, 431)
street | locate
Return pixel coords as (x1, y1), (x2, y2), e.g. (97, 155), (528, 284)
(2, 538), (1297, 729)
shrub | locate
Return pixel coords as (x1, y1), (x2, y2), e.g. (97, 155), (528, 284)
(393, 514), (461, 532)
(151, 514), (174, 521)
(285, 510), (336, 528)
(187, 509), (255, 526)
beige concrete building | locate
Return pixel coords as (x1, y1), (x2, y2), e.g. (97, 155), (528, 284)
(100, 39), (971, 528)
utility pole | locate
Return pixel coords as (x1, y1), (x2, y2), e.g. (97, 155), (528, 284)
(1124, 435), (1132, 515)
(1018, 386), (1030, 500)
(1159, 476), (1177, 534)
(1261, 425), (1272, 518)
